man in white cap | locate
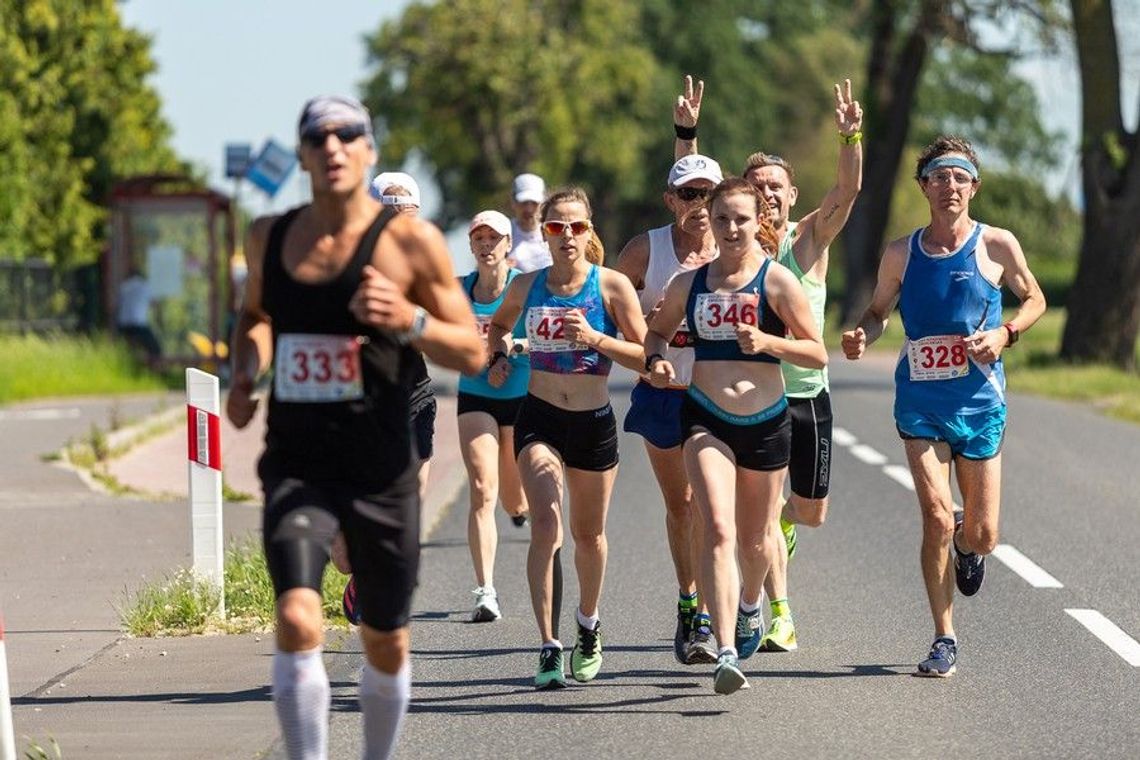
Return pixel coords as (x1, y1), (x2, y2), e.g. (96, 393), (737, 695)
(615, 153), (723, 666)
(226, 93), (482, 760)
(508, 172), (551, 272)
(371, 171), (421, 214)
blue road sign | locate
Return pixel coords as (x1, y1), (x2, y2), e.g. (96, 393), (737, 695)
(245, 140), (297, 197)
(225, 144), (252, 179)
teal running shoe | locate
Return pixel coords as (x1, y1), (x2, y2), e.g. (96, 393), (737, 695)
(535, 646), (566, 689)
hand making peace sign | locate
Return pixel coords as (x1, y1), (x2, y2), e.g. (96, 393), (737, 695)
(674, 74), (704, 129)
(834, 78), (863, 137)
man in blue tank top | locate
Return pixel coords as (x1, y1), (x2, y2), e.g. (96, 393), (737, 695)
(226, 94), (483, 759)
(842, 136), (1046, 678)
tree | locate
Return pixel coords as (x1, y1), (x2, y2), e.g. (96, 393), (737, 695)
(839, 0), (1067, 323)
(1060, 0), (1140, 369)
(0, 0), (183, 268)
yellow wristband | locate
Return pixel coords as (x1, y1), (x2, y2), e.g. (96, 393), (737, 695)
(840, 131), (863, 145)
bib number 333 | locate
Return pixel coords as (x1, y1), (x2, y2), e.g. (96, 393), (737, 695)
(275, 333), (364, 402)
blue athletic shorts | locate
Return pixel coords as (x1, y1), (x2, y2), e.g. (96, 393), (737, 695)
(624, 381), (686, 449)
(895, 405), (1007, 460)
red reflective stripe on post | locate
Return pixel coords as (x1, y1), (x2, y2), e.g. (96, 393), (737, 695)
(187, 405), (222, 471)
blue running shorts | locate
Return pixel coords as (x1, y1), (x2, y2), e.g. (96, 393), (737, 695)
(896, 405), (1006, 460)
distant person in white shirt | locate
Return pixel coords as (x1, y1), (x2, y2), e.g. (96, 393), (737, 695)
(508, 172), (551, 272)
(116, 265), (161, 364)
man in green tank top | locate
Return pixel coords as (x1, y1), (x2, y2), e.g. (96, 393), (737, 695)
(674, 76), (864, 651)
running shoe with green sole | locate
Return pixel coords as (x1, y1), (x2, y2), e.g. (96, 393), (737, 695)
(759, 615), (798, 652)
(535, 646), (567, 690)
(571, 621), (603, 682)
(781, 517), (798, 559)
(713, 652), (750, 694)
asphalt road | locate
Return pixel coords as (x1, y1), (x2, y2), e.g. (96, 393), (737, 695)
(307, 359), (1140, 759)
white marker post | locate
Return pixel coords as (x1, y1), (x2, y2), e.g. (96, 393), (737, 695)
(1, 613), (16, 760)
(186, 369), (225, 617)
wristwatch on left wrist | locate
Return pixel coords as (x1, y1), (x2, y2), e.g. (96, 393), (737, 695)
(1003, 322), (1019, 347)
(399, 306), (428, 344)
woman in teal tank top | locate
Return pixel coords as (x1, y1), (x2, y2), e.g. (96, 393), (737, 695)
(457, 210), (531, 624)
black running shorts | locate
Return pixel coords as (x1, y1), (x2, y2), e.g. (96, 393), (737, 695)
(513, 394), (619, 471)
(787, 390), (833, 499)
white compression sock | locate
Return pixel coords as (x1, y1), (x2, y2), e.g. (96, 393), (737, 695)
(272, 648), (330, 760)
(360, 660), (412, 760)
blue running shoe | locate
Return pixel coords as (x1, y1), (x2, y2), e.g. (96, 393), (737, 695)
(953, 512), (985, 596)
(915, 636), (957, 678)
(674, 600), (696, 664)
(735, 607), (762, 660)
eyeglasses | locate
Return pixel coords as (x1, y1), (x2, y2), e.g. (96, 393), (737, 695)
(673, 186), (710, 202)
(541, 219), (592, 236)
(300, 124), (368, 148)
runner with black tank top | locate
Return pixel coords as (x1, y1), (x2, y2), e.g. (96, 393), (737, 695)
(645, 178), (826, 695)
(675, 74), (864, 653)
(225, 94), (482, 760)
(486, 187), (649, 690)
(616, 154), (723, 666)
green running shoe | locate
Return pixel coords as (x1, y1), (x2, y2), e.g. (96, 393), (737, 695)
(781, 517), (798, 559)
(759, 615), (798, 652)
(571, 621), (603, 682)
(713, 652), (750, 695)
(535, 646), (566, 690)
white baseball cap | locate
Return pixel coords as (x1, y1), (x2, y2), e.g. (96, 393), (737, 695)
(468, 210), (512, 237)
(370, 171), (421, 207)
(668, 155), (724, 188)
(512, 173), (546, 204)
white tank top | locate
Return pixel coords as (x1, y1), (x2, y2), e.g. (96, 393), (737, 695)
(641, 224), (713, 387)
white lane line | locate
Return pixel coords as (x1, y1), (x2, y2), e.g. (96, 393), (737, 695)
(882, 464), (915, 491)
(0, 408), (81, 421)
(991, 544), (1064, 588)
(848, 444), (888, 465)
(832, 427), (857, 447)
(1065, 609), (1140, 666)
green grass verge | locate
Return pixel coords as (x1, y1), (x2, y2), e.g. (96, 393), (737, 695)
(0, 332), (168, 404)
(121, 537), (350, 636)
(824, 308), (1140, 423)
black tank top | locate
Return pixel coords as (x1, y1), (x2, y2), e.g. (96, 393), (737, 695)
(259, 206), (419, 486)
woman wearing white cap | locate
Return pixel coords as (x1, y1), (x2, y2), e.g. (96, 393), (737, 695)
(457, 210), (531, 623)
(486, 187), (648, 690)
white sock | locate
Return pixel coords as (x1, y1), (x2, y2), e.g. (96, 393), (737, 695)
(576, 608), (599, 631)
(272, 648), (330, 760)
(360, 660), (411, 760)
(739, 597), (761, 614)
(718, 645), (738, 658)
(542, 639), (563, 650)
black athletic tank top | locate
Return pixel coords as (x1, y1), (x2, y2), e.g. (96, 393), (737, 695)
(259, 205), (419, 486)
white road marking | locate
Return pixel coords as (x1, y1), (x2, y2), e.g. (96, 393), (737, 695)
(991, 544), (1064, 588)
(1065, 609), (1140, 667)
(882, 464), (915, 491)
(0, 408), (81, 421)
(832, 427), (857, 447)
(848, 444), (888, 465)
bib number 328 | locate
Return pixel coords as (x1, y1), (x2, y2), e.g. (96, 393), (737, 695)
(274, 333), (364, 402)
(907, 334), (969, 381)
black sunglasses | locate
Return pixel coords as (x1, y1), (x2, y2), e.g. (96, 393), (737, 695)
(300, 124), (368, 148)
(674, 186), (711, 202)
